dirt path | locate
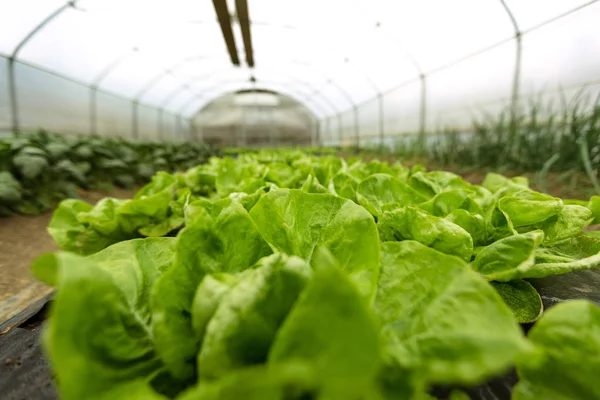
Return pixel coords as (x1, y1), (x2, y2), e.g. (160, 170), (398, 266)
(0, 187), (139, 325)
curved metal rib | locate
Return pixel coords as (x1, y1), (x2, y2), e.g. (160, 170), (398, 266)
(8, 1), (77, 133)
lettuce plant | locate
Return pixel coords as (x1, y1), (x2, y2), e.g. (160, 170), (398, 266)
(33, 150), (600, 399)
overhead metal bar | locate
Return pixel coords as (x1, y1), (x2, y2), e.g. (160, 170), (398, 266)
(235, 0), (255, 67)
(212, 0), (240, 66)
(7, 1), (78, 133)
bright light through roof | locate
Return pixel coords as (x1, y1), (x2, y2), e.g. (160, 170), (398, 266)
(233, 92), (280, 106)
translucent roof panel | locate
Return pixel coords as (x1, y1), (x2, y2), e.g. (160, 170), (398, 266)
(503, 0), (594, 32)
(1, 0), (599, 124)
(0, 0), (65, 55)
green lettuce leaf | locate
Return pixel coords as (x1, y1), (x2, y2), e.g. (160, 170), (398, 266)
(490, 280), (543, 323)
(177, 363), (316, 400)
(152, 199), (272, 381)
(534, 204), (592, 246)
(445, 209), (487, 247)
(378, 206), (473, 261)
(482, 173), (528, 193)
(0, 171), (22, 203)
(376, 241), (529, 385)
(250, 189), (380, 298)
(356, 173), (426, 218)
(268, 248), (381, 398)
(197, 254), (311, 379)
(190, 273), (241, 341)
(418, 189), (472, 217)
(497, 190), (563, 229)
(587, 195), (600, 224)
(48, 199), (130, 255)
(513, 300), (600, 400)
(409, 171), (472, 198)
(300, 173), (328, 194)
(31, 238), (176, 400)
(331, 171), (360, 202)
(470, 231), (544, 281)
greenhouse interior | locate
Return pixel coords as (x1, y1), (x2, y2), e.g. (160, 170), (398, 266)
(1, 1), (600, 399)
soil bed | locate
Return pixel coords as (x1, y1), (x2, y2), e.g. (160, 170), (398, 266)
(0, 187), (139, 325)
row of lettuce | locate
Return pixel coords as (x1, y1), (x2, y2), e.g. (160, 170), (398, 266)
(35, 150), (600, 399)
(0, 130), (219, 216)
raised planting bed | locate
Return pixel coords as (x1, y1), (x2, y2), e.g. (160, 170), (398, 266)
(7, 150), (600, 399)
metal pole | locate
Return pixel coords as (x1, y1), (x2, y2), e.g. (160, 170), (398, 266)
(378, 93), (385, 149)
(315, 119), (321, 147)
(132, 101), (139, 139)
(7, 60), (19, 133)
(175, 115), (182, 141)
(512, 34), (522, 123)
(7, 2), (75, 133)
(499, 0), (522, 123)
(188, 119), (196, 142)
(337, 114), (343, 147)
(419, 74), (427, 136)
(354, 106), (360, 150)
(90, 87), (98, 135)
(90, 47), (138, 137)
(157, 109), (164, 141)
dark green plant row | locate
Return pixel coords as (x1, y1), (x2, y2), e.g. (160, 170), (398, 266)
(0, 130), (219, 216)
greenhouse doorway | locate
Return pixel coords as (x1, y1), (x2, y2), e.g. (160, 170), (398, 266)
(192, 89), (318, 147)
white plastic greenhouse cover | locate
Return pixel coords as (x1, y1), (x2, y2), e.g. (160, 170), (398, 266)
(0, 0), (599, 142)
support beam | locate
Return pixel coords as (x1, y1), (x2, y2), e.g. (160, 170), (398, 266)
(235, 0), (254, 67)
(132, 101), (139, 139)
(8, 2), (76, 133)
(212, 0), (240, 66)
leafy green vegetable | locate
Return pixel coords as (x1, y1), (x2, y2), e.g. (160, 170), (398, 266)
(445, 209), (487, 246)
(470, 231), (544, 282)
(409, 170), (472, 198)
(535, 204), (592, 246)
(190, 273), (240, 340)
(356, 173), (426, 217)
(152, 199), (271, 381)
(0, 171), (22, 203)
(268, 248), (381, 398)
(48, 199), (128, 255)
(31, 238), (176, 400)
(29, 149), (600, 399)
(482, 173), (529, 193)
(513, 300), (600, 400)
(250, 189), (380, 298)
(378, 206), (473, 261)
(331, 171), (360, 202)
(197, 254), (311, 379)
(491, 280), (543, 323)
(376, 241), (529, 385)
(0, 130), (219, 217)
(497, 190), (563, 229)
